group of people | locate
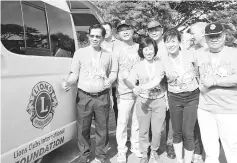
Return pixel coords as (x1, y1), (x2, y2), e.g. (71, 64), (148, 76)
(61, 19), (237, 163)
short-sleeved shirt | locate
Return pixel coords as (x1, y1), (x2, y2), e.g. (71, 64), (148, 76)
(101, 37), (122, 88)
(196, 46), (237, 114)
(116, 43), (140, 99)
(101, 36), (121, 53)
(161, 50), (199, 93)
(156, 40), (168, 60)
(70, 46), (118, 93)
(128, 60), (166, 99)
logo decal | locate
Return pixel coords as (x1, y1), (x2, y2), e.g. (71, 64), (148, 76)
(26, 81), (58, 129)
(121, 20), (126, 24)
(210, 24), (216, 30)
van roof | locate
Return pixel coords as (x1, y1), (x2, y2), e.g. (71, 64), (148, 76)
(41, 0), (101, 15)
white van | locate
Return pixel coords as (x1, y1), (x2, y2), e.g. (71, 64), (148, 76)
(1, 0), (103, 162)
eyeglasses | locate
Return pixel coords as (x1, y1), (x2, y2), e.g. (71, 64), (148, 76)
(206, 33), (222, 39)
(117, 27), (132, 32)
(89, 35), (102, 39)
(148, 26), (163, 33)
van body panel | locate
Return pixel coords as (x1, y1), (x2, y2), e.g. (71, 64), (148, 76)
(1, 122), (76, 163)
(1, 43), (77, 156)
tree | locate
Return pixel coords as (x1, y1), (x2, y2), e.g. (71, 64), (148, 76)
(207, 0), (237, 47)
(91, 0), (233, 32)
(54, 32), (75, 53)
(1, 24), (40, 40)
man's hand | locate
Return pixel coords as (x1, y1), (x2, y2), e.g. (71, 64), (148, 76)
(133, 86), (142, 96)
(61, 79), (71, 92)
(201, 77), (215, 88)
(103, 79), (111, 89)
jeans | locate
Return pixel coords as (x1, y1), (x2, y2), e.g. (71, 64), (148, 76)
(116, 98), (140, 153)
(168, 89), (199, 151)
(194, 120), (203, 155)
(136, 96), (166, 155)
(198, 109), (237, 163)
(112, 87), (118, 124)
(76, 89), (110, 161)
(158, 110), (173, 155)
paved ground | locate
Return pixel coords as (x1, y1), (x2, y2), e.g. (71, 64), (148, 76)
(42, 132), (227, 163)
(42, 134), (176, 163)
(42, 108), (227, 163)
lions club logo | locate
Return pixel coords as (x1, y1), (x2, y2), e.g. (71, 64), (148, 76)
(26, 81), (58, 129)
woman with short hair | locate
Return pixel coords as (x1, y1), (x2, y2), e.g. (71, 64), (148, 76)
(124, 37), (167, 163)
(161, 29), (199, 163)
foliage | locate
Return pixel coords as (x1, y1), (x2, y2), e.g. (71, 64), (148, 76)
(92, 1), (231, 30)
(1, 24), (39, 40)
(54, 32), (75, 53)
(207, 0), (237, 46)
(92, 0), (237, 46)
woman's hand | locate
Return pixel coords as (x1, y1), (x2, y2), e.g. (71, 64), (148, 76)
(133, 86), (142, 96)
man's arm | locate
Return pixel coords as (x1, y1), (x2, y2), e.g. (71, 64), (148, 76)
(107, 71), (117, 84)
(201, 74), (237, 88)
(62, 50), (81, 91)
(215, 75), (237, 87)
(104, 53), (118, 88)
(66, 72), (79, 85)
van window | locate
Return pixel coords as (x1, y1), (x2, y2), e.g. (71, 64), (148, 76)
(72, 13), (100, 48)
(1, 1), (75, 57)
(46, 3), (75, 57)
(22, 1), (51, 56)
(1, 1), (25, 54)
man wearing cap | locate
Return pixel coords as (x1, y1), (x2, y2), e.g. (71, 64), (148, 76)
(115, 19), (142, 163)
(147, 20), (176, 160)
(195, 23), (237, 163)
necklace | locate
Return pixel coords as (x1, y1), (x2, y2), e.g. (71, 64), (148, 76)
(91, 48), (102, 71)
(169, 52), (184, 76)
(144, 59), (155, 81)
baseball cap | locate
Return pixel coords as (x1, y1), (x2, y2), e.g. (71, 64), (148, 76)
(147, 20), (162, 29)
(116, 20), (133, 30)
(205, 23), (224, 36)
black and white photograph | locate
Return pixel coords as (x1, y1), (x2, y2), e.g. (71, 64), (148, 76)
(1, 0), (237, 163)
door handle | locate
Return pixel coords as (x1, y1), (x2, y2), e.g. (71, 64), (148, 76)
(1, 51), (8, 75)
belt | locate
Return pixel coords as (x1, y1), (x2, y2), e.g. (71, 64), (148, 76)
(78, 88), (109, 97)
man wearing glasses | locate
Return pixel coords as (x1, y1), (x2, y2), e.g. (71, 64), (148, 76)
(147, 20), (176, 160)
(61, 24), (118, 163)
(115, 20), (142, 163)
(196, 23), (237, 163)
